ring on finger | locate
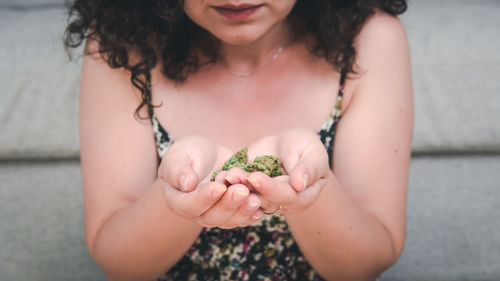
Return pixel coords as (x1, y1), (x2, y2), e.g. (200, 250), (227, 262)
(264, 205), (282, 216)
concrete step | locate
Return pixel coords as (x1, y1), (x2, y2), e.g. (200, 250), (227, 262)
(0, 161), (105, 281)
(401, 0), (500, 153)
(1, 156), (499, 280)
(0, 0), (63, 9)
(384, 155), (500, 281)
(0, 8), (80, 159)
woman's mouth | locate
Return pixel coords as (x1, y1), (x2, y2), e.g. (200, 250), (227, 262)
(213, 4), (263, 21)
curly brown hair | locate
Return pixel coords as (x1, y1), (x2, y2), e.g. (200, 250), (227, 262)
(64, 0), (407, 117)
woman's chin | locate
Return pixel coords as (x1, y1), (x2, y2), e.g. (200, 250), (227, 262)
(207, 26), (265, 46)
(215, 34), (260, 46)
(223, 38), (260, 46)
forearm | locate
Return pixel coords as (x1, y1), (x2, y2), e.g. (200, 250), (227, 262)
(285, 173), (400, 281)
(90, 179), (202, 281)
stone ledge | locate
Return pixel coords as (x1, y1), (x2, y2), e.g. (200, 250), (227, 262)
(401, 0), (500, 153)
(0, 160), (105, 281)
(0, 0), (63, 10)
(0, 8), (81, 159)
(383, 155), (500, 280)
(1, 156), (500, 280)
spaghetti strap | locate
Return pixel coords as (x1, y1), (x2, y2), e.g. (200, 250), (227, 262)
(144, 73), (174, 159)
(145, 74), (155, 120)
(318, 69), (347, 167)
(339, 69), (347, 98)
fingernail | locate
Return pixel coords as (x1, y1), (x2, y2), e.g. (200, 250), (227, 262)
(246, 199), (259, 210)
(180, 175), (188, 191)
(211, 186), (226, 198)
(252, 211), (263, 220)
(302, 174), (309, 191)
(247, 175), (260, 188)
(232, 190), (248, 202)
(225, 175), (236, 183)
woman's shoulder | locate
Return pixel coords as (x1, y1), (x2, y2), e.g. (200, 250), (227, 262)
(354, 11), (409, 69)
(81, 38), (151, 118)
(358, 10), (407, 41)
(340, 11), (409, 112)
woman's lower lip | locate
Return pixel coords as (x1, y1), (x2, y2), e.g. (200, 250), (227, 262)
(214, 6), (261, 21)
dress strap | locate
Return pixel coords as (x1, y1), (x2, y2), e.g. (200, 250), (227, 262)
(338, 69), (347, 97)
(334, 69), (347, 115)
(144, 72), (155, 120)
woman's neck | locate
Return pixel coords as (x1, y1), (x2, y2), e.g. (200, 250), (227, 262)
(216, 20), (293, 77)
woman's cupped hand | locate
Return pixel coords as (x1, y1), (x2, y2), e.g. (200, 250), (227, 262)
(158, 128), (331, 229)
(243, 128), (331, 215)
(158, 136), (265, 229)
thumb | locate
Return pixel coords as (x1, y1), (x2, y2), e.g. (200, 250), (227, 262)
(160, 136), (217, 192)
(277, 129), (329, 192)
(160, 145), (199, 192)
(288, 141), (329, 192)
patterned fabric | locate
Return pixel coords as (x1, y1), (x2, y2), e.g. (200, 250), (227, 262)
(150, 72), (345, 280)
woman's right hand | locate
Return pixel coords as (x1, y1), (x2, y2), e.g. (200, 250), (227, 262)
(158, 136), (264, 229)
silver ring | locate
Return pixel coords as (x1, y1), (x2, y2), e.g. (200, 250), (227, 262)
(264, 205), (282, 216)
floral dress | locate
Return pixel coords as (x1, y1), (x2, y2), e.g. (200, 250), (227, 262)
(151, 72), (346, 281)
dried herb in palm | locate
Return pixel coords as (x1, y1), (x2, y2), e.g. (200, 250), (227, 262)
(210, 147), (285, 181)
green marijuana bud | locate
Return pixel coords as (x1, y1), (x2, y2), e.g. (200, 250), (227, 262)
(211, 148), (285, 181)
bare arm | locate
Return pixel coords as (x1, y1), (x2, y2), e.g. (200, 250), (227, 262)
(78, 43), (208, 280)
(284, 13), (413, 280)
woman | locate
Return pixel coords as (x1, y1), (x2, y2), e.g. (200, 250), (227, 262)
(65, 0), (413, 280)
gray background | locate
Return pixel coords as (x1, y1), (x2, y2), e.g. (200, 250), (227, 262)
(1, 0), (499, 280)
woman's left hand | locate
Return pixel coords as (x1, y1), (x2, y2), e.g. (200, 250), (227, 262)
(225, 128), (332, 215)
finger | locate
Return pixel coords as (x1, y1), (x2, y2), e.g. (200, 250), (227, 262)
(236, 208), (265, 229)
(213, 170), (227, 184)
(276, 128), (315, 172)
(197, 184), (250, 227)
(249, 208), (265, 224)
(276, 128), (327, 170)
(162, 136), (221, 191)
(181, 136), (219, 177)
(293, 177), (328, 207)
(224, 167), (249, 186)
(162, 179), (227, 218)
(161, 146), (200, 192)
(220, 193), (263, 229)
(288, 141), (330, 192)
(247, 172), (296, 204)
